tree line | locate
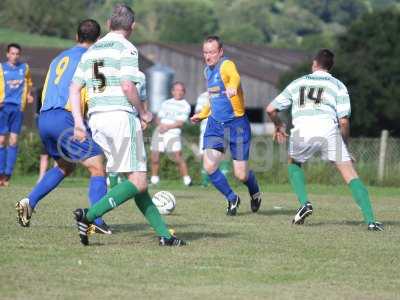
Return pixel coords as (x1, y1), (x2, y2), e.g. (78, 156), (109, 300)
(0, 0), (399, 137)
(279, 10), (400, 137)
(0, 0), (398, 50)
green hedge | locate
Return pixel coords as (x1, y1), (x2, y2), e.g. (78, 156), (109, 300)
(14, 126), (399, 186)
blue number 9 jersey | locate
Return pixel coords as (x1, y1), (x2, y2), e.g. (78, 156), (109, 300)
(41, 46), (87, 113)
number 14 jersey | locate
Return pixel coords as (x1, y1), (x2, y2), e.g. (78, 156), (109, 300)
(270, 70), (351, 128)
(72, 32), (142, 116)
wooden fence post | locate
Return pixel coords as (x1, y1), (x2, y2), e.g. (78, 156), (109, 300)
(378, 130), (389, 182)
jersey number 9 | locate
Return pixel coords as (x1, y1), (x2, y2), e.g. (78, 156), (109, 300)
(54, 56), (70, 85)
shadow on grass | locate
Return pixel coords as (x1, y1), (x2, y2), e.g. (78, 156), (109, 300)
(180, 231), (238, 241)
(86, 242), (107, 247)
(110, 223), (236, 241)
(307, 220), (363, 227)
(109, 223), (149, 233)
(110, 222), (205, 234)
(308, 220), (400, 227)
(239, 209), (296, 216)
(379, 220), (400, 226)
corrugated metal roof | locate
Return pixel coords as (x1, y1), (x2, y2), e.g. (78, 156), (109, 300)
(231, 44), (310, 66)
(139, 42), (309, 84)
(0, 44), (154, 86)
(0, 42), (307, 86)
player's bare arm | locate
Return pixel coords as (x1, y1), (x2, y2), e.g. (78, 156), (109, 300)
(26, 77), (34, 103)
(70, 82), (86, 142)
(190, 114), (201, 123)
(121, 79), (152, 124)
(191, 102), (210, 123)
(339, 117), (350, 145)
(139, 102), (151, 131)
(266, 104), (288, 144)
(27, 86), (34, 103)
(26, 65), (34, 104)
(338, 117), (356, 162)
(226, 87), (237, 98)
(154, 116), (161, 125)
(159, 121), (184, 133)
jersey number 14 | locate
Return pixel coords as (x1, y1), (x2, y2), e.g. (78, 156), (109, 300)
(299, 87), (324, 107)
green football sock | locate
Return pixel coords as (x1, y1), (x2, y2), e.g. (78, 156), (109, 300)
(108, 173), (128, 189)
(220, 160), (231, 176)
(348, 178), (375, 224)
(86, 180), (139, 222)
(134, 191), (172, 238)
(108, 173), (119, 188)
(288, 163), (309, 205)
(201, 168), (209, 187)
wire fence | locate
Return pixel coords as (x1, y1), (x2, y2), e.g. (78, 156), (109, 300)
(180, 132), (400, 186)
(246, 135), (400, 186)
(349, 137), (400, 185)
(16, 129), (400, 186)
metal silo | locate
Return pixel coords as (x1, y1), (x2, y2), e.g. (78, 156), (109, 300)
(146, 64), (175, 113)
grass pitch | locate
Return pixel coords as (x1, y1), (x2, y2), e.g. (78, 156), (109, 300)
(0, 28), (73, 48)
(1, 177), (400, 300)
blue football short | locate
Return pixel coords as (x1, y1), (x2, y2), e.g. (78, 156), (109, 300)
(203, 115), (251, 161)
(0, 103), (24, 134)
(38, 108), (103, 161)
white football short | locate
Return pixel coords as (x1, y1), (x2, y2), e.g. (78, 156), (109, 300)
(88, 110), (147, 173)
(198, 119), (208, 155)
(289, 124), (351, 163)
(151, 129), (182, 153)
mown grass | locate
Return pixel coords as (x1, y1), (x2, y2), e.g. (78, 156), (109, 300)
(1, 178), (400, 299)
(0, 28), (73, 48)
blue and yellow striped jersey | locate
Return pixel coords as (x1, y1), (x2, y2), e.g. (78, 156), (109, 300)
(41, 46), (87, 113)
(0, 62), (32, 111)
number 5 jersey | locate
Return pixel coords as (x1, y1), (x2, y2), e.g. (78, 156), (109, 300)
(72, 32), (142, 116)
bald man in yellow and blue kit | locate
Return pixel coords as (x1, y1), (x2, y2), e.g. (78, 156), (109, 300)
(191, 36), (262, 216)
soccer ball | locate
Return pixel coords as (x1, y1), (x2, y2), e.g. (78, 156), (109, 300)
(152, 191), (176, 215)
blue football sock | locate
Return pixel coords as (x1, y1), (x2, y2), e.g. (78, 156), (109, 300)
(209, 169), (237, 202)
(28, 167), (65, 209)
(88, 176), (107, 226)
(244, 170), (260, 197)
(0, 146), (5, 174)
(5, 145), (18, 176)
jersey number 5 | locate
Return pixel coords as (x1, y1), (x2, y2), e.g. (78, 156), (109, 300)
(299, 87), (324, 107)
(93, 60), (106, 93)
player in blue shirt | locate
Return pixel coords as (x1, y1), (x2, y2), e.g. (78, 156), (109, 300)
(191, 36), (261, 216)
(15, 19), (111, 234)
(0, 43), (34, 186)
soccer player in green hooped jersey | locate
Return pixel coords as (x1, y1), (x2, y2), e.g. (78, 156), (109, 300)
(266, 49), (383, 231)
(70, 4), (186, 246)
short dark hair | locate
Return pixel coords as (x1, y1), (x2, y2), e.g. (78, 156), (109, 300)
(172, 81), (185, 91)
(7, 43), (21, 52)
(314, 49), (334, 71)
(109, 4), (135, 31)
(204, 35), (223, 50)
(77, 19), (101, 43)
